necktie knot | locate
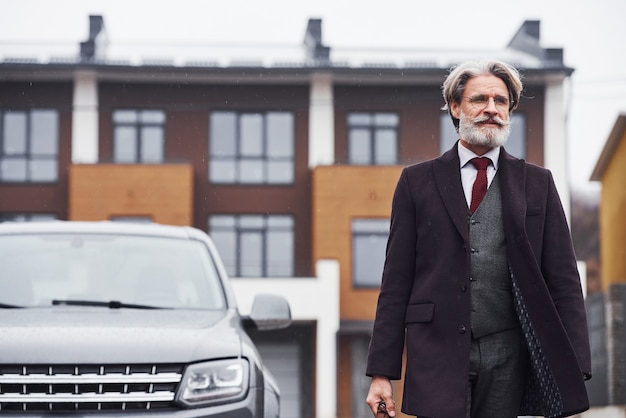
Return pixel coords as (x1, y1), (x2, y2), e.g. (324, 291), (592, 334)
(470, 157), (491, 171)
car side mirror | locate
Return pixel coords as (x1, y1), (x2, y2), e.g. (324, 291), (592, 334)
(243, 294), (291, 331)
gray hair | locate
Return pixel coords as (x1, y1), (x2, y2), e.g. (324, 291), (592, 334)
(441, 60), (523, 131)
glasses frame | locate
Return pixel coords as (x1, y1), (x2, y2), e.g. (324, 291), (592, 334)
(463, 94), (512, 111)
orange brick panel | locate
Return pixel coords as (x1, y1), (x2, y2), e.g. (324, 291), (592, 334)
(69, 164), (193, 226)
(312, 165), (403, 320)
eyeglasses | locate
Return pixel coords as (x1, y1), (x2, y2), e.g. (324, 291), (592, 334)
(463, 94), (511, 111)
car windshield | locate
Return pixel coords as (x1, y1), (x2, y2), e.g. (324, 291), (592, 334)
(0, 233), (226, 310)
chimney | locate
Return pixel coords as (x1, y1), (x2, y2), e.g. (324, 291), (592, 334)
(80, 15), (108, 62)
(544, 48), (565, 66)
(303, 18), (330, 65)
(507, 20), (544, 59)
(507, 20), (567, 66)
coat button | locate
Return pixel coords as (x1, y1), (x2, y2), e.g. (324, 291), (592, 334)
(458, 324), (466, 334)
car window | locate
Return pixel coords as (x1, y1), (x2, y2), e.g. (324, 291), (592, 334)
(0, 233), (226, 309)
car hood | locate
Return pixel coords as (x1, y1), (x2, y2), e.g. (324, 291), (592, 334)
(0, 308), (243, 364)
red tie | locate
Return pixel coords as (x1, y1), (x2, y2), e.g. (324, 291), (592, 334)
(469, 157), (491, 214)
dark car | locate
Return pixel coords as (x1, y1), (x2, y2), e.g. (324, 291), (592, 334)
(0, 221), (291, 417)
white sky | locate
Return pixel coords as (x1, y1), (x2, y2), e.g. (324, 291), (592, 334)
(1, 0), (625, 192)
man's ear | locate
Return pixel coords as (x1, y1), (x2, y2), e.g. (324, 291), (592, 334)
(450, 101), (461, 119)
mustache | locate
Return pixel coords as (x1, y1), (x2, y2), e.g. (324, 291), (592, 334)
(471, 115), (511, 128)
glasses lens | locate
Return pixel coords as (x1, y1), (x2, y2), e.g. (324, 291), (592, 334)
(467, 95), (509, 110)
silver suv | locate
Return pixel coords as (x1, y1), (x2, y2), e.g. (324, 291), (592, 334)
(0, 221), (291, 417)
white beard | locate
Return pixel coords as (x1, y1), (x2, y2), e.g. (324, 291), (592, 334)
(458, 111), (511, 148)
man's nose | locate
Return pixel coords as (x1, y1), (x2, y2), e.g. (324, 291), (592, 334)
(483, 97), (499, 114)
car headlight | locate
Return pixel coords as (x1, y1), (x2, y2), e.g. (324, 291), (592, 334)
(177, 359), (249, 407)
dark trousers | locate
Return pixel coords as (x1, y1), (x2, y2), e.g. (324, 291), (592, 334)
(466, 327), (529, 418)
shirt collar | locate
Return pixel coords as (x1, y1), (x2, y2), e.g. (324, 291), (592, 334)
(458, 141), (500, 170)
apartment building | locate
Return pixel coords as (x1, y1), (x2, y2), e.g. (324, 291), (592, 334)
(0, 16), (574, 417)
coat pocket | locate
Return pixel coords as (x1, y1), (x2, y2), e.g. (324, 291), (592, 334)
(404, 303), (435, 324)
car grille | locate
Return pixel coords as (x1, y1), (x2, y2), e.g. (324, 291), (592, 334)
(0, 364), (184, 413)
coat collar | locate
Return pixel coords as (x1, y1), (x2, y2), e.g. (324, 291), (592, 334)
(433, 142), (527, 242)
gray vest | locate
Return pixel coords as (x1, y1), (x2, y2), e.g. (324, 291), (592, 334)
(468, 174), (519, 338)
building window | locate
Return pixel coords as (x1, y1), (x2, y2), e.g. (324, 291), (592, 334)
(348, 112), (399, 165)
(113, 109), (166, 163)
(0, 109), (59, 183)
(209, 214), (294, 277)
(209, 111), (294, 184)
(440, 112), (527, 158)
(352, 219), (389, 287)
(0, 213), (56, 222)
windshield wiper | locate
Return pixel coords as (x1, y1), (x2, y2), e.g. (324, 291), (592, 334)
(51, 300), (170, 310)
(0, 303), (24, 308)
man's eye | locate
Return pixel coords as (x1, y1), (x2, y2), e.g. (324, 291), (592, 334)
(470, 96), (488, 104)
(495, 97), (509, 106)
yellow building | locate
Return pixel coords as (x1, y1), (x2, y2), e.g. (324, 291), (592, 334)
(591, 112), (626, 290)
(588, 111), (626, 410)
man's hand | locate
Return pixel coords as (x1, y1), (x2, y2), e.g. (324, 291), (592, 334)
(366, 375), (396, 417)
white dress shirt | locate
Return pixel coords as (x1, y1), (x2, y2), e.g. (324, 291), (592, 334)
(458, 142), (501, 208)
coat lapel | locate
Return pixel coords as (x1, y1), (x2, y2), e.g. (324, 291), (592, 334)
(498, 147), (527, 240)
(433, 143), (469, 242)
(434, 144), (528, 243)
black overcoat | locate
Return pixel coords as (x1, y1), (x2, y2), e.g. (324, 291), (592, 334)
(366, 144), (591, 418)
